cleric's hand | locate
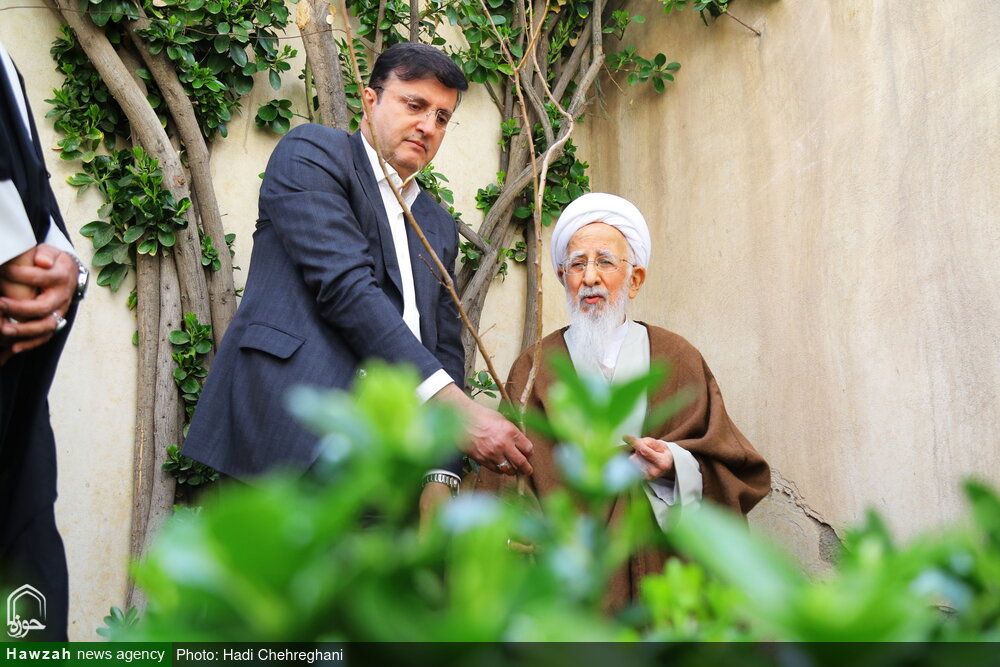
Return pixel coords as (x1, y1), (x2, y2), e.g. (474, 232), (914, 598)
(625, 435), (675, 481)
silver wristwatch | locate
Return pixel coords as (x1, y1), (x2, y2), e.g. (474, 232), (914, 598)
(71, 254), (89, 302)
(422, 471), (461, 497)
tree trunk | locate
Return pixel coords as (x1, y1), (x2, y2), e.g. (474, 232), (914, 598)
(296, 0), (351, 130)
(126, 12), (237, 347)
(124, 253), (160, 610)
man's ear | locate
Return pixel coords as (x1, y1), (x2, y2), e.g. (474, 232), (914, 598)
(361, 86), (378, 115)
(628, 265), (646, 299)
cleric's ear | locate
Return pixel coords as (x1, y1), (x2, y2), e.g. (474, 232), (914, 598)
(628, 265), (646, 299)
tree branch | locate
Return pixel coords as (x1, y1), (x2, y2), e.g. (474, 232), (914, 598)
(409, 0), (419, 42)
(126, 10), (237, 346)
(296, 0), (351, 130)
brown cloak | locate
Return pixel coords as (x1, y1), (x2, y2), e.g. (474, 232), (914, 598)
(472, 322), (771, 608)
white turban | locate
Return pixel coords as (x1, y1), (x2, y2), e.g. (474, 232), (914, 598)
(550, 192), (651, 273)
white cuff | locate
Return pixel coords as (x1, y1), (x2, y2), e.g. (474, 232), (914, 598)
(0, 181), (78, 265)
(647, 441), (703, 507)
(43, 219), (77, 261)
(0, 179), (38, 266)
(416, 368), (453, 403)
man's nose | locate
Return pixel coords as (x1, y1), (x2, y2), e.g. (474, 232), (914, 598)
(582, 260), (601, 285)
(415, 112), (438, 135)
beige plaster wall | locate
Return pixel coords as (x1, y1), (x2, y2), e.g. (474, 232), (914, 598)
(1, 7), (502, 638)
(579, 0), (1000, 541)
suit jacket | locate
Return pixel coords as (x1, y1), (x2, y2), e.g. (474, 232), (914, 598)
(183, 126), (464, 479)
(0, 44), (77, 541)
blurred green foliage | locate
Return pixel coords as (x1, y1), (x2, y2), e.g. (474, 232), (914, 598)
(112, 363), (1000, 658)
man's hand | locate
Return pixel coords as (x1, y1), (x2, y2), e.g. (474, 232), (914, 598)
(433, 382), (533, 476)
(419, 481), (453, 535)
(0, 244), (77, 362)
(0, 246), (38, 301)
(625, 435), (675, 481)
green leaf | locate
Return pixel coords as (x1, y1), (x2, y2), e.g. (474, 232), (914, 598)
(234, 74), (254, 95)
(195, 340), (213, 355)
(112, 243), (130, 265)
(158, 230), (176, 247)
(96, 263), (128, 292)
(137, 238), (158, 255)
(80, 220), (108, 238)
(93, 243), (120, 267)
(230, 44), (248, 68)
(269, 70), (281, 91)
(257, 104), (278, 122)
(169, 330), (191, 345)
(93, 223), (116, 249)
(123, 225), (146, 244)
(271, 117), (291, 135)
(181, 377), (200, 394)
(67, 173), (95, 187)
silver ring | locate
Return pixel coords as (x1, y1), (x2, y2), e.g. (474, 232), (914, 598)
(497, 460), (511, 471)
(52, 312), (67, 332)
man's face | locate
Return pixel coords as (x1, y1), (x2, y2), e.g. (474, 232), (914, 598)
(360, 73), (458, 180)
(560, 222), (646, 317)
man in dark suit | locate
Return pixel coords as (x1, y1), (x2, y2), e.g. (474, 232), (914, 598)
(1, 39), (89, 642)
(184, 44), (532, 496)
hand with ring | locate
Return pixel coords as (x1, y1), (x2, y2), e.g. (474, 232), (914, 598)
(0, 244), (76, 363)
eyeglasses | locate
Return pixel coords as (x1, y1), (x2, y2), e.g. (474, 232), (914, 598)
(562, 254), (633, 275)
(373, 87), (458, 131)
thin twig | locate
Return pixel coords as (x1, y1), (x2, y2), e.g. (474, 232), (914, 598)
(724, 10), (761, 37)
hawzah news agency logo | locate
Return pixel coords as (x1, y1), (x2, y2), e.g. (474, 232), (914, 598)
(6, 584), (46, 639)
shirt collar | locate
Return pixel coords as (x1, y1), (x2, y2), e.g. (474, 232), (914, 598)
(361, 131), (419, 207)
(601, 317), (633, 369)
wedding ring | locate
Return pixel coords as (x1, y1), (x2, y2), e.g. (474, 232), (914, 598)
(497, 460), (511, 472)
(52, 312), (67, 332)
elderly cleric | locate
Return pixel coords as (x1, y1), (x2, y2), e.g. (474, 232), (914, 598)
(476, 192), (771, 608)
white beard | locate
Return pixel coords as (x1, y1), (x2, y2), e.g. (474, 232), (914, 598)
(564, 278), (630, 374)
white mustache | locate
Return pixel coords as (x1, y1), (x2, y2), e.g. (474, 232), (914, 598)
(578, 286), (609, 302)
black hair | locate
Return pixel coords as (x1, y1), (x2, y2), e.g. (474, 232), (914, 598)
(368, 43), (469, 98)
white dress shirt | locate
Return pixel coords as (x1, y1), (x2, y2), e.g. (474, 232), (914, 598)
(360, 133), (452, 402)
(0, 40), (76, 266)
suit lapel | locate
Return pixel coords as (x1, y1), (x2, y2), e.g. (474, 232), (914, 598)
(407, 195), (443, 331)
(349, 132), (404, 299)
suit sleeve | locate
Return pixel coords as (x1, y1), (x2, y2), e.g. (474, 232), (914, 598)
(258, 125), (444, 381)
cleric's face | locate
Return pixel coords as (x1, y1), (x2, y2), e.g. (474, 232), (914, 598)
(559, 223), (646, 315)
(360, 73), (458, 180)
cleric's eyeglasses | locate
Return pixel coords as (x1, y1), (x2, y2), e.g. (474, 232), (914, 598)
(562, 253), (633, 275)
